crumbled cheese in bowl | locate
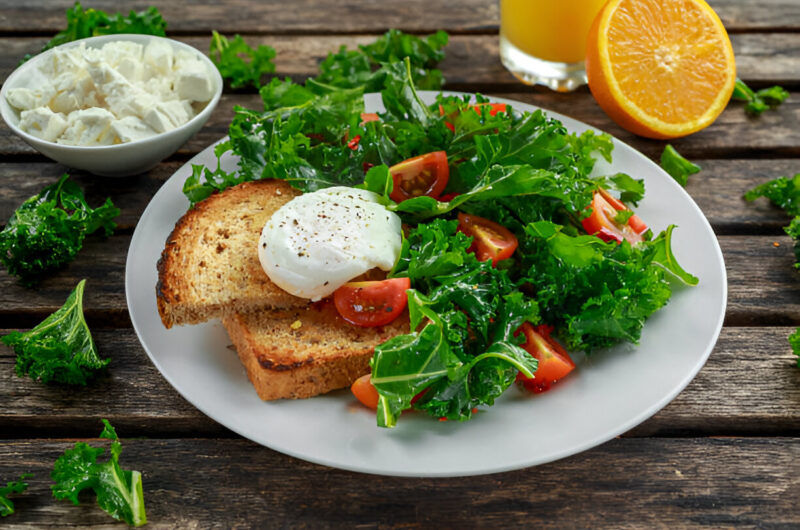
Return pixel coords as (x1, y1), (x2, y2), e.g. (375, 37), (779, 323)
(6, 40), (215, 146)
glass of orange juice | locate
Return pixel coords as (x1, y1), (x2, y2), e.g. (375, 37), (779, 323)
(500, 0), (606, 92)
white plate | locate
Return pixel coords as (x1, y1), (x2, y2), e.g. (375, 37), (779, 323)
(126, 92), (727, 477)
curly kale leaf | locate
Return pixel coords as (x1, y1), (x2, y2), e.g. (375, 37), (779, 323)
(519, 221), (675, 353)
(1, 279), (108, 385)
(373, 219), (539, 426)
(209, 31), (276, 89)
(24, 2), (166, 62)
(52, 419), (146, 527)
(0, 474), (32, 517)
(744, 173), (800, 218)
(0, 174), (119, 284)
(317, 29), (449, 91)
(789, 328), (800, 368)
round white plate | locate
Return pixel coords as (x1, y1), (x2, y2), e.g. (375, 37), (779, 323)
(126, 92), (726, 477)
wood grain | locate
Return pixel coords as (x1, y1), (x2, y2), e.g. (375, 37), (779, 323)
(0, 437), (796, 528)
(1, 326), (797, 438)
(0, 0), (797, 33)
(4, 33), (800, 90)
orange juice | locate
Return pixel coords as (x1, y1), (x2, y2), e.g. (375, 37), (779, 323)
(501, 0), (607, 64)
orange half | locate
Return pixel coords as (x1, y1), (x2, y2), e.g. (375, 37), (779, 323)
(586, 0), (736, 139)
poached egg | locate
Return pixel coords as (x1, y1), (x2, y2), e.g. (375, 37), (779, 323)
(258, 186), (402, 300)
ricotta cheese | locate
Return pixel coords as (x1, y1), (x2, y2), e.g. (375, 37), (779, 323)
(6, 39), (215, 146)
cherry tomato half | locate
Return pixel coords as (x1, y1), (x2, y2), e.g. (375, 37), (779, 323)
(360, 112), (380, 124)
(389, 151), (449, 203)
(333, 277), (411, 327)
(440, 103), (508, 132)
(457, 212), (518, 266)
(581, 188), (648, 245)
(351, 373), (379, 409)
(515, 323), (576, 394)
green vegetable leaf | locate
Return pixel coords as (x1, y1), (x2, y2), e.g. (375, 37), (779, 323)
(1, 279), (108, 385)
(648, 225), (700, 286)
(209, 31), (276, 89)
(744, 173), (800, 217)
(785, 216), (800, 269)
(520, 222), (674, 353)
(0, 474), (32, 517)
(316, 29), (449, 91)
(732, 78), (789, 116)
(52, 420), (146, 527)
(24, 2), (166, 62)
(789, 328), (800, 368)
(0, 174), (119, 284)
(660, 144), (701, 187)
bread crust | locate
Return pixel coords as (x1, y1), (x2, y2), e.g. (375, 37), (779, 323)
(223, 301), (409, 400)
(156, 179), (307, 328)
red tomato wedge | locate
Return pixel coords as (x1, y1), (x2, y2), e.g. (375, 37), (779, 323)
(351, 373), (379, 409)
(388, 151), (449, 203)
(457, 212), (518, 266)
(440, 103), (508, 132)
(515, 323), (576, 394)
(581, 188), (648, 245)
(360, 112), (380, 124)
(333, 277), (411, 327)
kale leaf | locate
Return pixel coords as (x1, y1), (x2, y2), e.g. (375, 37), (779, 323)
(732, 78), (789, 116)
(24, 2), (166, 62)
(209, 31), (276, 89)
(519, 221), (674, 353)
(52, 419), (146, 527)
(317, 29), (449, 91)
(660, 144), (701, 187)
(744, 173), (800, 217)
(790, 328), (800, 367)
(373, 219), (539, 427)
(2, 279), (108, 385)
(0, 474), (32, 517)
(0, 174), (119, 284)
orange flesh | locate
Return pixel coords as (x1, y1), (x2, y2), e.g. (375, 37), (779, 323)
(587, 0), (736, 138)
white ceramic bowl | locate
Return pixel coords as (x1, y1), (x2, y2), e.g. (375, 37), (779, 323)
(0, 34), (223, 177)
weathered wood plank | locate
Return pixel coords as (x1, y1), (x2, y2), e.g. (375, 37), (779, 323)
(0, 235), (797, 324)
(0, 437), (796, 528)
(4, 33), (800, 91)
(1, 326), (797, 438)
(0, 0), (797, 33)
(4, 88), (799, 159)
(1, 159), (797, 236)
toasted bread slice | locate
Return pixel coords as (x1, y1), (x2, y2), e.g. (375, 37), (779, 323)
(157, 179), (308, 328)
(223, 301), (409, 400)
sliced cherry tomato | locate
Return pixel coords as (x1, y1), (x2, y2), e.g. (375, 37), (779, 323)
(360, 112), (380, 124)
(440, 103), (508, 132)
(351, 373), (379, 409)
(457, 212), (518, 266)
(347, 134), (361, 150)
(581, 188), (648, 245)
(515, 323), (576, 394)
(333, 277), (411, 327)
(388, 151), (449, 203)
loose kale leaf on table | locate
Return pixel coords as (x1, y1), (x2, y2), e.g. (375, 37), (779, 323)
(209, 30), (276, 89)
(52, 419), (147, 527)
(0, 174), (119, 284)
(24, 2), (167, 62)
(0, 474), (32, 517)
(1, 279), (108, 385)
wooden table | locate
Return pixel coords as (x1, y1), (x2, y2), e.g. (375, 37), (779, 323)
(1, 1), (798, 527)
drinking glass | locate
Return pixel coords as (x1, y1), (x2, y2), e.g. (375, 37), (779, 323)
(499, 0), (606, 92)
